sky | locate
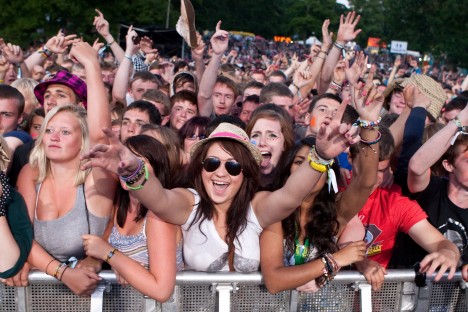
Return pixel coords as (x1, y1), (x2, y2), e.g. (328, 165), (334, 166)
(337, 0), (350, 8)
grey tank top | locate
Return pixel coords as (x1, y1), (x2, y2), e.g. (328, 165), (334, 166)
(34, 184), (109, 262)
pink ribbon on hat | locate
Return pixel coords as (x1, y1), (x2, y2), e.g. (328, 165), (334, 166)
(211, 131), (248, 141)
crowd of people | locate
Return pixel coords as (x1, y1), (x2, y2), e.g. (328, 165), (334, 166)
(0, 7), (467, 302)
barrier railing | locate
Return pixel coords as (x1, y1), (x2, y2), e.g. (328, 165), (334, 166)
(0, 270), (467, 311)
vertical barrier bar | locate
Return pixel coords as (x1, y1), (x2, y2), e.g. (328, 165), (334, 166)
(414, 282), (431, 312)
(215, 284), (234, 312)
(16, 286), (28, 312)
(90, 284), (106, 312)
(358, 283), (372, 312)
(289, 290), (299, 312)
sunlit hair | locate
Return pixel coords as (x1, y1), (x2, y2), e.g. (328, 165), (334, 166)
(0, 136), (11, 172)
(29, 104), (89, 186)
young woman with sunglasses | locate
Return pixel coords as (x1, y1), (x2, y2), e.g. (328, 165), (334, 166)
(81, 101), (360, 272)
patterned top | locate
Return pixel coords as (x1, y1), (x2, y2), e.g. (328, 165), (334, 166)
(109, 217), (184, 271)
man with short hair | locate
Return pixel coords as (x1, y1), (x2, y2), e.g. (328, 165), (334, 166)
(0, 85), (25, 134)
(120, 100), (161, 142)
(239, 95), (260, 124)
(141, 89), (171, 126)
(169, 90), (198, 131)
(259, 83), (294, 117)
(242, 81), (264, 101)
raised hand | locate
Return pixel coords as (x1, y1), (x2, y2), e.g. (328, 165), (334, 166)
(80, 128), (141, 176)
(69, 41), (99, 67)
(321, 19), (333, 50)
(210, 21), (229, 56)
(93, 9), (111, 38)
(333, 60), (346, 85)
(0, 39), (24, 64)
(191, 32), (206, 61)
(315, 96), (361, 160)
(125, 25), (140, 56)
(345, 51), (368, 86)
(403, 84), (431, 109)
(336, 11), (361, 44)
(140, 36), (158, 55)
(45, 33), (79, 54)
(92, 38), (104, 53)
(351, 69), (384, 121)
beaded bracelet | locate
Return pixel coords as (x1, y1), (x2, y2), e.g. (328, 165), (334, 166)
(353, 117), (382, 129)
(360, 131), (382, 146)
(0, 171), (12, 217)
(120, 160), (144, 182)
(125, 164), (149, 191)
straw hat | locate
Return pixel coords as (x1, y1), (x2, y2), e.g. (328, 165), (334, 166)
(190, 123), (262, 164)
(400, 74), (446, 121)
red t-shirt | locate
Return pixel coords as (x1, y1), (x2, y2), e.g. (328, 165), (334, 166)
(358, 185), (428, 268)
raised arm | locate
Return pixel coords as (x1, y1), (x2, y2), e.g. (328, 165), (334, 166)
(68, 42), (116, 215)
(318, 11), (361, 95)
(93, 9), (125, 63)
(25, 32), (78, 70)
(253, 94), (360, 228)
(0, 39), (30, 78)
(197, 21), (229, 117)
(408, 103), (468, 193)
(191, 32), (206, 82)
(112, 26), (139, 105)
(81, 129), (194, 225)
(337, 71), (383, 228)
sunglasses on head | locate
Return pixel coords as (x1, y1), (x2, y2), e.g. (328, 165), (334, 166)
(202, 157), (242, 176)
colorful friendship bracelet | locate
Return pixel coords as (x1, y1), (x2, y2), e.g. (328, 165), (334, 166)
(125, 164), (149, 191)
(353, 117), (382, 129)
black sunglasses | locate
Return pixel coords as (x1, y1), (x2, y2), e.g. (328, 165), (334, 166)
(202, 157), (242, 176)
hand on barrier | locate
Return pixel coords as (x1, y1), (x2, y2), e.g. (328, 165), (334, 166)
(355, 258), (387, 291)
(462, 264), (468, 282)
(61, 266), (102, 296)
(1, 262), (30, 287)
(419, 249), (459, 282)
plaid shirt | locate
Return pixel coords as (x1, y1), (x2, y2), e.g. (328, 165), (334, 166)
(132, 52), (149, 72)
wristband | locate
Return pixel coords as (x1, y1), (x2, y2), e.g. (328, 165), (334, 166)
(333, 41), (345, 50)
(353, 117), (382, 129)
(105, 248), (119, 263)
(450, 117), (468, 145)
(125, 164), (149, 191)
(120, 159), (144, 182)
(106, 40), (115, 47)
(124, 54), (133, 62)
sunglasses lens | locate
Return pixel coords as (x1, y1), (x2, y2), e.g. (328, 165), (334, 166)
(225, 161), (242, 176)
(202, 157), (221, 172)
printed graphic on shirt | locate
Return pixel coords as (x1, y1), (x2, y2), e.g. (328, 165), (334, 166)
(439, 218), (468, 258)
(364, 224), (383, 257)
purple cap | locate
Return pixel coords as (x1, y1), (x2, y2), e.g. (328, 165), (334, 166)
(34, 70), (87, 108)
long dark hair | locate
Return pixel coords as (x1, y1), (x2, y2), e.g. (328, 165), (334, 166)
(115, 135), (171, 227)
(187, 139), (260, 260)
(278, 137), (339, 258)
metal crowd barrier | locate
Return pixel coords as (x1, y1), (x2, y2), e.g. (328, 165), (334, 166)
(0, 270), (467, 311)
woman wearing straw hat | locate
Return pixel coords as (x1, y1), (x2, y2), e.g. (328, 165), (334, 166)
(80, 97), (365, 272)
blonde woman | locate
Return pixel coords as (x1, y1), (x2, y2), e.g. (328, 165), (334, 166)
(16, 42), (116, 296)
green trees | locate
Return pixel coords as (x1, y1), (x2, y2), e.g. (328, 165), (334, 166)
(0, 0), (465, 66)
